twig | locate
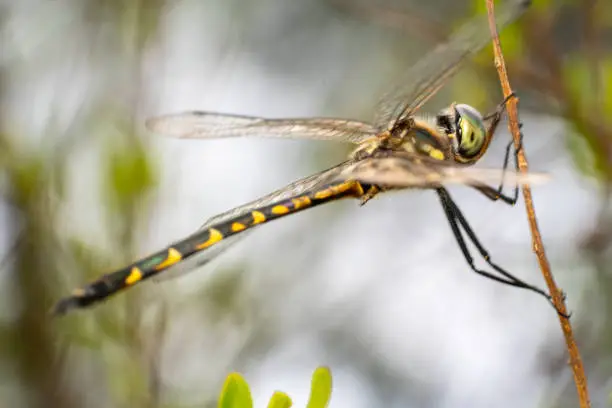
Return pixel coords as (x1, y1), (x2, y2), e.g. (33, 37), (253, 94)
(485, 1), (591, 407)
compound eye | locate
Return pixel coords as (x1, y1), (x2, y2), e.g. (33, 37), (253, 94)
(455, 105), (486, 160)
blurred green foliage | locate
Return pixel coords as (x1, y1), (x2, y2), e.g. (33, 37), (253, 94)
(305, 367), (332, 408)
(217, 366), (332, 408)
(218, 373), (255, 408)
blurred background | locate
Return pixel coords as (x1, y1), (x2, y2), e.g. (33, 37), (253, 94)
(0, 0), (611, 407)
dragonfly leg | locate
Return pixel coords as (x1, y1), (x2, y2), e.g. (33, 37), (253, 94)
(359, 185), (381, 206)
(472, 183), (517, 205)
(481, 93), (526, 206)
(487, 126), (525, 205)
(482, 92), (516, 121)
(436, 188), (570, 318)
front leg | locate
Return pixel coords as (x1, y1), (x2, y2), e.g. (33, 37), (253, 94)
(482, 93), (524, 205)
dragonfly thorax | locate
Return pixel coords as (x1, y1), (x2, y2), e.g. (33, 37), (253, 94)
(436, 103), (489, 165)
(396, 118), (452, 161)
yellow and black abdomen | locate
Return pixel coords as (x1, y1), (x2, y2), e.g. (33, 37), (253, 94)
(53, 180), (368, 315)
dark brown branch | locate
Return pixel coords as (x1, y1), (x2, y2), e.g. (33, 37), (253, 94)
(485, 1), (591, 407)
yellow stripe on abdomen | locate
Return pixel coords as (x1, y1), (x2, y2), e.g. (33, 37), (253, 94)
(292, 196), (312, 209)
(195, 228), (224, 250)
(231, 222), (247, 232)
(312, 181), (362, 200)
(125, 267), (143, 285)
(155, 248), (183, 270)
(271, 205), (290, 215)
(313, 189), (333, 200)
(251, 211), (266, 224)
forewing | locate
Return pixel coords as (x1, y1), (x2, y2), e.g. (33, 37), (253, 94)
(152, 162), (352, 282)
(334, 154), (549, 188)
(373, 0), (530, 130)
(146, 112), (377, 144)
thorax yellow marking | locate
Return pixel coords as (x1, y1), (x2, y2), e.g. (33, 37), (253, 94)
(353, 181), (366, 197)
(196, 228), (223, 249)
(126, 267), (143, 285)
(420, 143), (445, 160)
(155, 248), (183, 270)
(335, 181), (358, 194)
(350, 118), (451, 161)
(405, 120), (452, 160)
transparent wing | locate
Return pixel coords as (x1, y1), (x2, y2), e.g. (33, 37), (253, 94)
(145, 112), (377, 144)
(373, 0), (530, 130)
(198, 161), (352, 228)
(334, 154), (549, 188)
(150, 234), (245, 282)
(153, 162), (352, 282)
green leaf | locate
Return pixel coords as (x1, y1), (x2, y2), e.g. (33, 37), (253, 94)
(266, 391), (292, 408)
(218, 373), (253, 408)
(306, 367), (332, 408)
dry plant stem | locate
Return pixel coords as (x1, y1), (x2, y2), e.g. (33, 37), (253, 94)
(485, 1), (591, 407)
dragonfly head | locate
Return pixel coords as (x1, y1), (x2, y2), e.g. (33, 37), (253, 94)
(438, 103), (491, 164)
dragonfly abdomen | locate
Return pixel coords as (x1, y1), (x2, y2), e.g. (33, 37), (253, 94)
(53, 180), (369, 315)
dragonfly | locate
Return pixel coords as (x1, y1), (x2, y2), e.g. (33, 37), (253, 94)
(54, 0), (559, 316)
